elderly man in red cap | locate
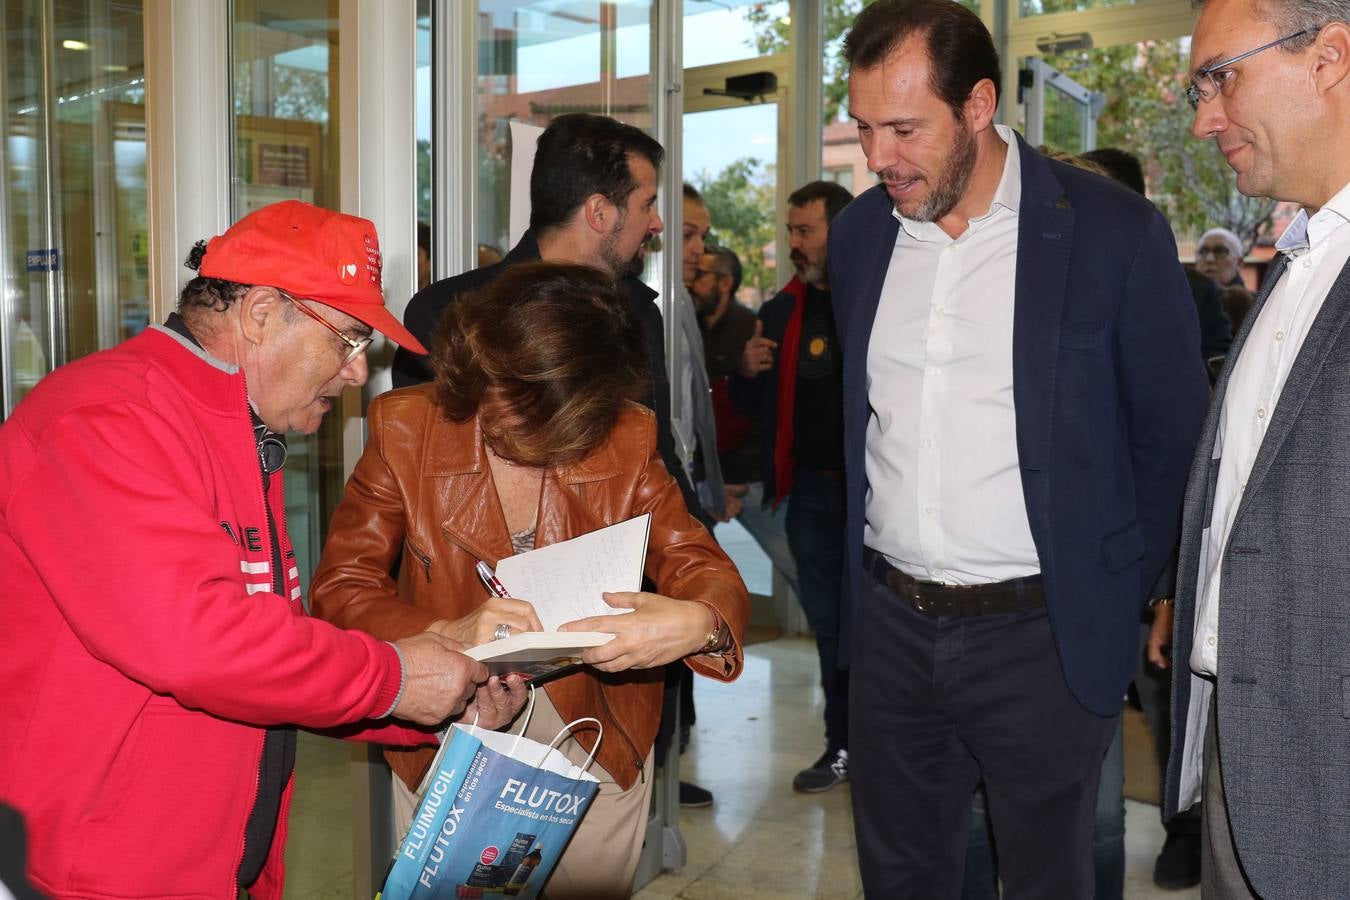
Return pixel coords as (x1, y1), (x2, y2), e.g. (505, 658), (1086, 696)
(0, 201), (526, 899)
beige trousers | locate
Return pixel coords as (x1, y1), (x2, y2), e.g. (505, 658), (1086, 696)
(391, 691), (654, 899)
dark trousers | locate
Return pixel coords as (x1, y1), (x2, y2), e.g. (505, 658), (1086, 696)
(963, 716), (1125, 900)
(850, 569), (1116, 899)
(785, 467), (849, 750)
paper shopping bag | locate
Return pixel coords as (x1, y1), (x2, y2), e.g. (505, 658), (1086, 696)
(379, 716), (601, 900)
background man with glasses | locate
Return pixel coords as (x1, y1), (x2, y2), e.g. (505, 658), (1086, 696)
(1195, 226), (1249, 287)
(0, 200), (524, 898)
(1166, 1), (1350, 895)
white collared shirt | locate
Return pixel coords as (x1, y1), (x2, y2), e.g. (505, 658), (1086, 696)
(863, 124), (1039, 585)
(1177, 180), (1350, 811)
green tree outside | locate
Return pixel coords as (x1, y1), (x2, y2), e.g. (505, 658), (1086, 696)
(692, 158), (779, 303)
(1040, 39), (1276, 246)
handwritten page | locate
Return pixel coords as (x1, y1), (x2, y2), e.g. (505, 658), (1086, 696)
(494, 513), (652, 632)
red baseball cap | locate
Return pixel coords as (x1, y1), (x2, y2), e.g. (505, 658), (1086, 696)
(199, 200), (428, 355)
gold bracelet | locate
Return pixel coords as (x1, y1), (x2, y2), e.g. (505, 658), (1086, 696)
(1149, 597), (1175, 608)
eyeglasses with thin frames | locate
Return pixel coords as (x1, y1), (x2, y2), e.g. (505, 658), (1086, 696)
(278, 290), (371, 365)
(1185, 28), (1316, 110)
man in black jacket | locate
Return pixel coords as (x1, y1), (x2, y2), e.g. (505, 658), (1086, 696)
(734, 180), (855, 793)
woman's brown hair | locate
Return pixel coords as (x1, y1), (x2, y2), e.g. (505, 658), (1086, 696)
(430, 261), (650, 467)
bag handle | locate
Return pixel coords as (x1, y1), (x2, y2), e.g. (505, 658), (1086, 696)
(543, 717), (603, 773)
(459, 683), (535, 740)
(506, 684), (538, 758)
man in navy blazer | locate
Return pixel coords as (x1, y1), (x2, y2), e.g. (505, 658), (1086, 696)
(830, 2), (1208, 896)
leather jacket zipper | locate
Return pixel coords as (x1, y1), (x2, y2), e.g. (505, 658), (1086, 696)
(406, 540), (432, 582)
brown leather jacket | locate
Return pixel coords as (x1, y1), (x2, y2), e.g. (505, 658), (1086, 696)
(310, 386), (748, 790)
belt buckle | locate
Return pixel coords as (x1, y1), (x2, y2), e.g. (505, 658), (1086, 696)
(910, 583), (929, 614)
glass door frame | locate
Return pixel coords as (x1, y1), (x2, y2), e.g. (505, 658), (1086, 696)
(1021, 56), (1104, 150)
(1007, 0), (1194, 51)
(1, 0), (65, 418)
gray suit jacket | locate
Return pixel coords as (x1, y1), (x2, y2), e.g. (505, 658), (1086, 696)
(1165, 254), (1350, 897)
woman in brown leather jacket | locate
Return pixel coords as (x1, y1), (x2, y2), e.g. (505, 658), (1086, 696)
(310, 262), (748, 899)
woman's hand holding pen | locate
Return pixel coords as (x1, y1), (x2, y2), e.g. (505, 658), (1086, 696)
(560, 592), (713, 672)
(428, 597), (544, 648)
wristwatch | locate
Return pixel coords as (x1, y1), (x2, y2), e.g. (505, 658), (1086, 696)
(1149, 597), (1175, 608)
(699, 606), (726, 655)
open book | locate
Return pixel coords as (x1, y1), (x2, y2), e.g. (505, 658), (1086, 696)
(467, 513), (651, 682)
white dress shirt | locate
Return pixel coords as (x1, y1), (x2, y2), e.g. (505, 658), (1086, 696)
(863, 124), (1039, 585)
(1177, 180), (1350, 809)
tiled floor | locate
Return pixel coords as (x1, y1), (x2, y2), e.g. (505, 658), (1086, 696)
(284, 635), (1200, 899)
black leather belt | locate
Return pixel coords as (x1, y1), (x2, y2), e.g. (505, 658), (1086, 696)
(863, 548), (1045, 617)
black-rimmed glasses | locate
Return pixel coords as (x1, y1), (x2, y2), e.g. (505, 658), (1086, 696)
(279, 291), (371, 365)
(1185, 28), (1316, 110)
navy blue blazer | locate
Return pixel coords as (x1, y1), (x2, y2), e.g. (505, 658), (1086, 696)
(829, 135), (1209, 716)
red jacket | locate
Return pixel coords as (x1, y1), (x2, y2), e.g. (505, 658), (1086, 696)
(0, 326), (421, 899)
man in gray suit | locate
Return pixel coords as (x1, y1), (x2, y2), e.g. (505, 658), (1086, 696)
(1166, 0), (1350, 896)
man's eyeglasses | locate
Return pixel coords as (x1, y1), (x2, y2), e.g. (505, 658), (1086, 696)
(279, 290), (371, 365)
(1196, 244), (1234, 259)
(1185, 28), (1316, 110)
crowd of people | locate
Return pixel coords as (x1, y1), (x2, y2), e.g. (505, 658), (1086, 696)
(3, 0), (1349, 896)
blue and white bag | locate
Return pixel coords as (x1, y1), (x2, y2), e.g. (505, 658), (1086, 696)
(379, 694), (601, 900)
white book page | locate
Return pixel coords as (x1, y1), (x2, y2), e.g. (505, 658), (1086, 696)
(494, 513), (651, 632)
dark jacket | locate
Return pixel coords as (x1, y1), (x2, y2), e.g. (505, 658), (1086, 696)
(394, 231), (708, 528)
(310, 391), (749, 791)
(830, 134), (1209, 716)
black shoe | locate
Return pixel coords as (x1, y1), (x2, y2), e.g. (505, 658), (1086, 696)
(1153, 832), (1202, 889)
(679, 780), (713, 808)
(793, 747), (849, 793)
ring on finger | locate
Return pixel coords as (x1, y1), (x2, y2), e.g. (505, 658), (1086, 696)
(493, 623), (512, 641)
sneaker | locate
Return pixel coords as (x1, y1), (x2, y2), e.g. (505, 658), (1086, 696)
(793, 747), (849, 793)
(1153, 833), (1202, 889)
(678, 780), (714, 808)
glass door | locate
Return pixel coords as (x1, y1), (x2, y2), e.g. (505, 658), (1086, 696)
(2, 0), (146, 418)
(229, 0), (342, 595)
(1021, 56), (1103, 153)
(682, 103), (780, 305)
